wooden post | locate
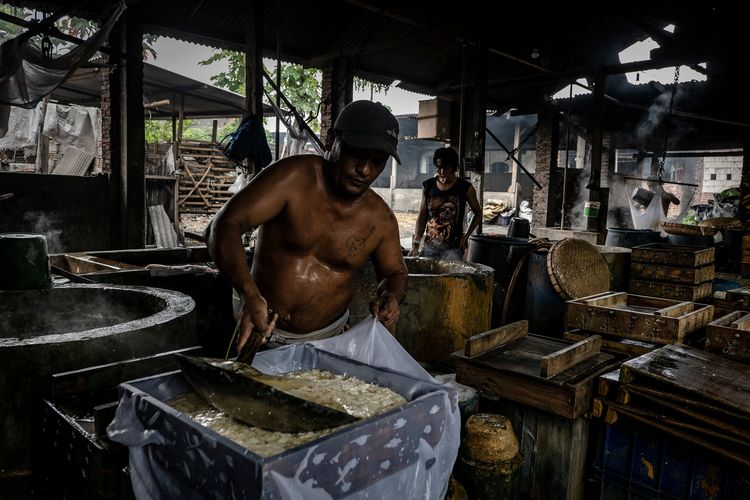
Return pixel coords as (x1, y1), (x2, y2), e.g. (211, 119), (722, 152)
(211, 120), (218, 143)
(458, 43), (489, 235)
(587, 72), (605, 233)
(244, 0), (264, 176)
(35, 96), (50, 174)
(511, 121), (520, 211)
(121, 10), (145, 248)
(177, 93), (184, 144)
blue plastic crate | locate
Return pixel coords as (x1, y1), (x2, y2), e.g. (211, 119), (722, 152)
(598, 422), (750, 499)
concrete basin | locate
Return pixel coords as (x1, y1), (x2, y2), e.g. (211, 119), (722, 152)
(0, 284), (196, 471)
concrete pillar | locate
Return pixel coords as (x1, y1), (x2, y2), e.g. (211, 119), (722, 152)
(532, 111), (560, 229)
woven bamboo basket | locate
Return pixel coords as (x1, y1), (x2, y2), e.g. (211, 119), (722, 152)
(546, 238), (610, 301)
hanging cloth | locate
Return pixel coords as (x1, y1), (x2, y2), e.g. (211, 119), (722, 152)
(0, 2), (125, 136)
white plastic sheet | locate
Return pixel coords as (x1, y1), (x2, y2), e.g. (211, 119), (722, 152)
(108, 316), (460, 500)
(629, 183), (667, 232)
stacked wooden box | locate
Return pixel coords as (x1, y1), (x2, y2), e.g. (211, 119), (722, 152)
(705, 307), (750, 364)
(628, 243), (714, 302)
(564, 291), (714, 357)
(742, 235), (750, 278)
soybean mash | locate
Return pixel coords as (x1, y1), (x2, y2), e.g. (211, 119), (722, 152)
(168, 369), (406, 457)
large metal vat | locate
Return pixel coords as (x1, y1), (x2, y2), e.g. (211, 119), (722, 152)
(0, 284), (196, 472)
(397, 258), (493, 363)
(605, 228), (662, 248)
(467, 235), (536, 327)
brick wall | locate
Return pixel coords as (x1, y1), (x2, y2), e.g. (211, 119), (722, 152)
(320, 65), (334, 133)
(531, 112), (559, 228)
(702, 155), (742, 194)
(100, 69), (112, 173)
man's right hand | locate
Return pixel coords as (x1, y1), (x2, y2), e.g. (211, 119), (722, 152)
(238, 295), (278, 350)
(408, 246), (419, 257)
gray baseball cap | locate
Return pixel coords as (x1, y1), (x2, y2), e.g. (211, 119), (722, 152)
(334, 100), (401, 164)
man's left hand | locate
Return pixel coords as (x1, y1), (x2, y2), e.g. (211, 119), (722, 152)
(370, 294), (400, 328)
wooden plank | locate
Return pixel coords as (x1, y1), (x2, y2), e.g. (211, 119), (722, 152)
(653, 300), (695, 317)
(623, 383), (750, 425)
(563, 331), (653, 357)
(597, 369), (620, 397)
(619, 344), (750, 415)
(619, 385), (750, 443)
(464, 320), (528, 358)
(540, 335), (602, 378)
(582, 291), (626, 305)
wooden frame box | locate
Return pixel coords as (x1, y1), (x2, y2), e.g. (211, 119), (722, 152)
(453, 332), (619, 419)
(628, 279), (712, 302)
(630, 262), (714, 284)
(565, 292), (714, 344)
(631, 243), (715, 267)
(706, 311), (750, 363)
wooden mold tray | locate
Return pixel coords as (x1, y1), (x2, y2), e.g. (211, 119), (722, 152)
(630, 262), (715, 285)
(566, 292), (714, 344)
(705, 311), (750, 363)
(631, 243), (715, 267)
(452, 321), (620, 418)
(628, 279), (712, 302)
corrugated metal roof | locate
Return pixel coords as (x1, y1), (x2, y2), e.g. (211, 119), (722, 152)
(52, 62), (274, 118)
(6, 0), (750, 119)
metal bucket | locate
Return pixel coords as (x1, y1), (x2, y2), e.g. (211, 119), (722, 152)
(0, 233), (51, 290)
(524, 250), (566, 336)
(596, 245), (631, 292)
(467, 236), (536, 327)
(605, 228), (662, 248)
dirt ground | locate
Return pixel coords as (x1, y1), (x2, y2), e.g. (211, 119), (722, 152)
(181, 212), (418, 245)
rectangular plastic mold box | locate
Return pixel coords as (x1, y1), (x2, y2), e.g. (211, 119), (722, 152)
(117, 346), (456, 499)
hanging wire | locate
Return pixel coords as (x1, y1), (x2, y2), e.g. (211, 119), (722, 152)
(658, 66), (681, 182)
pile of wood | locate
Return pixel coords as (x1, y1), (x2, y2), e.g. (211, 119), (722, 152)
(593, 344), (750, 468)
(628, 243), (714, 302)
(178, 140), (237, 214)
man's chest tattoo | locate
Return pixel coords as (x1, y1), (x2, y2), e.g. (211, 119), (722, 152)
(346, 226), (376, 257)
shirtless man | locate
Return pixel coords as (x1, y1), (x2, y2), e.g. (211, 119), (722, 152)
(207, 100), (408, 349)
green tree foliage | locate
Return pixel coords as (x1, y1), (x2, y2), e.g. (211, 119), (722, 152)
(199, 50), (322, 131)
(0, 6), (157, 60)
